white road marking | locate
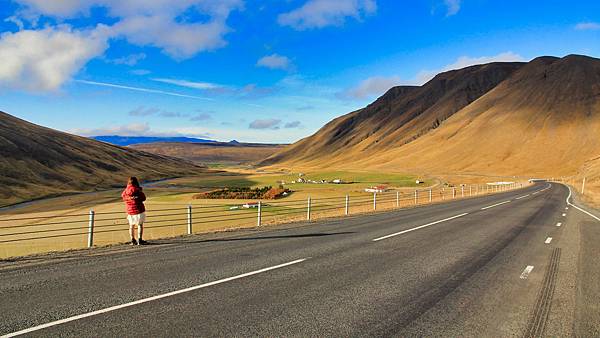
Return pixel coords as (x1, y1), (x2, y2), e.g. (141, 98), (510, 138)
(372, 213), (469, 242)
(565, 207), (569, 210)
(481, 200), (511, 210)
(562, 213), (567, 217)
(556, 222), (562, 227)
(515, 195), (530, 200)
(532, 191), (540, 195)
(545, 237), (552, 244)
(2, 258), (308, 337)
(565, 186), (600, 222)
(520, 265), (535, 279)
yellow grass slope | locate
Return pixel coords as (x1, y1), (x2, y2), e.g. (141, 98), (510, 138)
(0, 112), (204, 207)
(263, 55), (600, 178)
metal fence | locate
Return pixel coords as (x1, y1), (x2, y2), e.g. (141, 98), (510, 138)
(0, 182), (524, 258)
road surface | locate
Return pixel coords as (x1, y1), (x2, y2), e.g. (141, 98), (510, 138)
(1, 182), (598, 337)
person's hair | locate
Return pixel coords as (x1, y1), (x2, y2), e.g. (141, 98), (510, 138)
(128, 176), (140, 187)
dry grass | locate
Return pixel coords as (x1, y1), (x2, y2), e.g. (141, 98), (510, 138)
(0, 179), (530, 259)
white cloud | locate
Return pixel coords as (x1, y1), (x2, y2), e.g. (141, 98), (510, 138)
(72, 122), (152, 136)
(415, 52), (525, 84)
(444, 0), (461, 16)
(129, 106), (159, 116)
(342, 75), (401, 100)
(130, 69), (151, 76)
(151, 78), (222, 90)
(0, 25), (108, 92)
(14, 0), (243, 60)
(575, 22), (600, 31)
(75, 79), (214, 100)
(257, 54), (292, 70)
(108, 52), (146, 66)
(249, 119), (282, 129)
(278, 0), (377, 30)
(284, 121), (302, 128)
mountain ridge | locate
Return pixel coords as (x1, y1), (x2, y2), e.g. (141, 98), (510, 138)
(262, 54), (600, 177)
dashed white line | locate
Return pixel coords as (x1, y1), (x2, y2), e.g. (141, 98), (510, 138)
(545, 237), (553, 244)
(556, 222), (562, 227)
(2, 258), (308, 337)
(515, 195), (530, 200)
(372, 213), (469, 242)
(562, 213), (567, 217)
(481, 200), (511, 210)
(565, 207), (569, 210)
(520, 265), (535, 279)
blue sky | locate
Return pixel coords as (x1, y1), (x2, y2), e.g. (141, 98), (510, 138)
(0, 0), (599, 143)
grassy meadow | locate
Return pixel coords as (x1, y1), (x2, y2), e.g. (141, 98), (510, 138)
(0, 168), (527, 259)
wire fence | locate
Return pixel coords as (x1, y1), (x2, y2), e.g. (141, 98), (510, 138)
(0, 182), (527, 258)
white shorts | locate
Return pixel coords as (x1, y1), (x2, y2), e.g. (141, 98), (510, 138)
(127, 212), (146, 226)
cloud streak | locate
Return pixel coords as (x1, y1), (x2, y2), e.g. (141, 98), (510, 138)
(575, 22), (600, 30)
(75, 79), (214, 100)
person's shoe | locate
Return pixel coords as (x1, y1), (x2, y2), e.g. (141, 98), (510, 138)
(130, 239), (137, 245)
(137, 239), (148, 245)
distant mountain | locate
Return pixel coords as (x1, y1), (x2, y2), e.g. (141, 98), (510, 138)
(131, 141), (286, 165)
(92, 135), (215, 146)
(0, 112), (204, 206)
(262, 54), (600, 178)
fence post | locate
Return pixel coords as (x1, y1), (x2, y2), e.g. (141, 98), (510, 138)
(469, 186), (472, 196)
(373, 193), (377, 210)
(87, 210), (95, 248)
(582, 177), (586, 195)
(396, 191), (399, 208)
(187, 205), (192, 235)
(453, 187), (456, 199)
(461, 185), (464, 198)
(414, 190), (418, 205)
(429, 189), (432, 203)
(257, 201), (262, 226)
(307, 197), (311, 221)
(345, 195), (349, 215)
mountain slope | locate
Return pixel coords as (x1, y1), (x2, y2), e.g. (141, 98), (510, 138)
(130, 141), (285, 165)
(0, 112), (203, 206)
(263, 61), (525, 166)
(263, 55), (600, 177)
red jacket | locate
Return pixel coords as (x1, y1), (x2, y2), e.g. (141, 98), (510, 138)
(122, 184), (146, 215)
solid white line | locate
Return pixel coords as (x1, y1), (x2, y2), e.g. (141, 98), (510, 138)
(372, 213), (469, 242)
(515, 195), (530, 200)
(565, 186), (600, 222)
(481, 200), (511, 210)
(520, 265), (535, 279)
(545, 237), (553, 244)
(2, 258), (307, 337)
(556, 222), (562, 227)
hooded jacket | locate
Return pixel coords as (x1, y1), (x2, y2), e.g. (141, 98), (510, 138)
(121, 184), (146, 215)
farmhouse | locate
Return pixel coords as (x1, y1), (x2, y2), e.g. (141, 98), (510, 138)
(365, 185), (388, 193)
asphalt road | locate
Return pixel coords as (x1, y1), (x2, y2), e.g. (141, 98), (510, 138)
(1, 182), (598, 337)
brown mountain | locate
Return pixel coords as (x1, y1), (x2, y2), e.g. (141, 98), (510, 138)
(130, 141), (285, 165)
(0, 112), (203, 206)
(262, 55), (600, 178)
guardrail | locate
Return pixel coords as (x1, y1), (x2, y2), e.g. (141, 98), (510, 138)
(0, 182), (525, 258)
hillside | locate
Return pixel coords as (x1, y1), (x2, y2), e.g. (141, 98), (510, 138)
(0, 112), (204, 206)
(262, 55), (600, 178)
(130, 141), (285, 165)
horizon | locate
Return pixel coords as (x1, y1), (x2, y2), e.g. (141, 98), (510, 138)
(1, 0), (599, 143)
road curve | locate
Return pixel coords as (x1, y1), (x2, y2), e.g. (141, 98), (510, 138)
(1, 182), (598, 337)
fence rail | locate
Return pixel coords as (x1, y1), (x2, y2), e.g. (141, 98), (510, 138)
(0, 182), (526, 257)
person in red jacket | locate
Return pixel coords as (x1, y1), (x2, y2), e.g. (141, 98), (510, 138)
(121, 177), (147, 245)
